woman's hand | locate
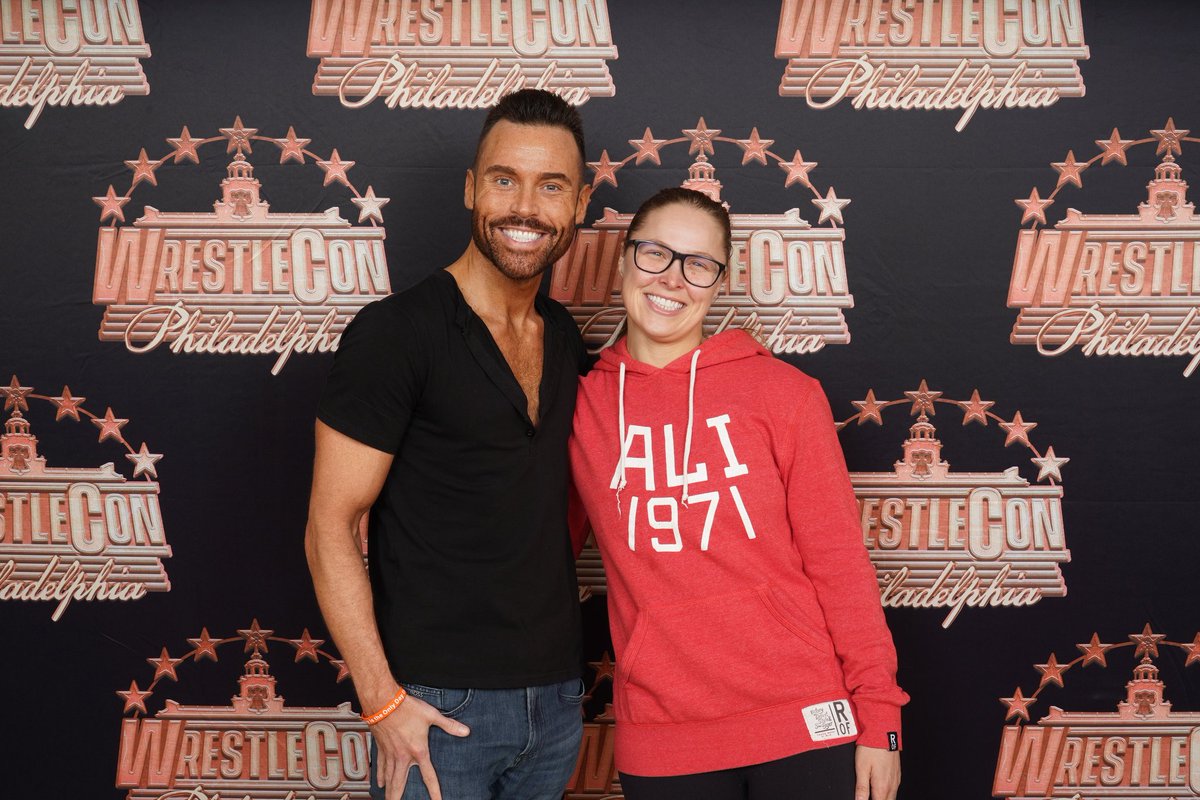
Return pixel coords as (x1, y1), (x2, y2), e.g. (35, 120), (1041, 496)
(855, 744), (900, 800)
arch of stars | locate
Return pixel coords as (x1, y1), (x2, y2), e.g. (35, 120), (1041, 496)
(837, 379), (1068, 485)
(1015, 117), (1192, 228)
(999, 624), (1200, 724)
(93, 117), (389, 229)
(116, 620), (351, 717)
(587, 118), (851, 227)
(2, 374), (161, 480)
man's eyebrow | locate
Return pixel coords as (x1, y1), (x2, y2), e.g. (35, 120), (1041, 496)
(482, 164), (576, 183)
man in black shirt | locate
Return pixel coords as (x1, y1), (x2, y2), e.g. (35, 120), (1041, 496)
(306, 90), (593, 800)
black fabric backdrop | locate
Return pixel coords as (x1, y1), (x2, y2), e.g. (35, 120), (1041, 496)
(2, 1), (1198, 798)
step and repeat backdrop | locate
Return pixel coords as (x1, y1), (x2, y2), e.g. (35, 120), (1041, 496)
(2, 1), (1199, 798)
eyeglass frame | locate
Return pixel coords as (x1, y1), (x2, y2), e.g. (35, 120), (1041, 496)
(625, 238), (727, 289)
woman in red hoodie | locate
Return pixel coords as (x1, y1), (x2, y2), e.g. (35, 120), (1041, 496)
(569, 187), (908, 799)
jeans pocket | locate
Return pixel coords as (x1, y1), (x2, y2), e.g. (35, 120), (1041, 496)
(403, 683), (474, 718)
(557, 677), (586, 704)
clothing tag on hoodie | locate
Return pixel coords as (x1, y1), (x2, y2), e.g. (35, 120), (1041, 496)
(802, 699), (858, 741)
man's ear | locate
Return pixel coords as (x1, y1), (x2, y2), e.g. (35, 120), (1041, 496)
(464, 168), (475, 210)
(575, 182), (593, 225)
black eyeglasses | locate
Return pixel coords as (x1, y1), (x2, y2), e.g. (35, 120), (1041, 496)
(626, 239), (727, 288)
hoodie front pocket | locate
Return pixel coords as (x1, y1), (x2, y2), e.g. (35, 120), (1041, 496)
(617, 585), (841, 725)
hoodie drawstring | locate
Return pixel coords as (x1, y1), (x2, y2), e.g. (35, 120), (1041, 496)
(610, 349), (702, 514)
(681, 349), (700, 507)
(610, 361), (628, 516)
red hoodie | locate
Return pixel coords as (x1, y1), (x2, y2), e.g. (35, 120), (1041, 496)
(569, 329), (908, 777)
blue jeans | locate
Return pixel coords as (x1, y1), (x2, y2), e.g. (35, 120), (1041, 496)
(369, 678), (585, 800)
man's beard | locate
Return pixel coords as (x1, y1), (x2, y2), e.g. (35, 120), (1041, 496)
(471, 212), (576, 281)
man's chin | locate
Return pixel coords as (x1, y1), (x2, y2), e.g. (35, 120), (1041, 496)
(491, 256), (552, 282)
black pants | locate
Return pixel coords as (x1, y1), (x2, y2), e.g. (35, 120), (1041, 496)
(619, 743), (856, 800)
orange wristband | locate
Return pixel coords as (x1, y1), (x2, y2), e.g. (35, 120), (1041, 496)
(361, 687), (407, 725)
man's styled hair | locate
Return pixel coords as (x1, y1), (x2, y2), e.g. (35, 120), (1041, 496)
(475, 89), (587, 171)
(628, 187), (733, 258)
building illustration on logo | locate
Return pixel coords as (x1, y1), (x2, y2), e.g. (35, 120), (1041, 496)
(307, 0), (618, 110)
(775, 0), (1088, 131)
(1008, 118), (1200, 377)
(0, 375), (168, 621)
(0, 0), (151, 129)
(92, 118), (392, 374)
(551, 119), (853, 356)
(994, 625), (1200, 799)
(839, 381), (1070, 627)
(116, 621), (369, 800)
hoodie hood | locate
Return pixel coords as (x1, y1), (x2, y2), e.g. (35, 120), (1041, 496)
(601, 329), (771, 511)
(596, 328), (770, 375)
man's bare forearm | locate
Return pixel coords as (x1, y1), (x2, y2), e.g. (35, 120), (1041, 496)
(306, 516), (399, 711)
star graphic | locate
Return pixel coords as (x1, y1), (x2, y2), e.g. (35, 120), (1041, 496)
(1130, 623), (1166, 658)
(49, 386), (86, 421)
(736, 127), (775, 165)
(124, 148), (164, 188)
(188, 628), (219, 662)
(1031, 447), (1069, 482)
(1034, 653), (1069, 688)
(2, 375), (32, 412)
(1151, 117), (1188, 156)
(126, 443), (163, 479)
(1051, 150), (1087, 189)
(1095, 128), (1135, 166)
(1000, 687), (1035, 722)
(92, 407), (129, 444)
(628, 127), (669, 165)
(904, 380), (941, 416)
(588, 651), (616, 682)
(331, 658), (351, 682)
(276, 125), (311, 164)
(683, 118), (720, 156)
(238, 619), (274, 653)
(587, 150), (620, 188)
(316, 149), (355, 187)
(117, 680), (152, 714)
(1182, 632), (1200, 667)
(959, 389), (993, 426)
(351, 186), (390, 224)
(812, 187), (850, 225)
(1077, 633), (1115, 667)
(1015, 187), (1053, 225)
(1000, 411), (1037, 447)
(93, 185), (130, 224)
(852, 389), (886, 426)
(166, 125), (201, 164)
(220, 115), (257, 154)
(147, 647), (182, 682)
(778, 149), (818, 188)
(291, 629), (325, 663)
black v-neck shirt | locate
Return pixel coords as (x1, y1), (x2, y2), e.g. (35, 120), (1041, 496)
(317, 270), (586, 687)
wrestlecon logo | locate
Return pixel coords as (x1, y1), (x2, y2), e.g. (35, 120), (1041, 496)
(115, 620), (370, 800)
(550, 118), (854, 355)
(0, 0), (150, 129)
(775, 0), (1088, 131)
(0, 374), (168, 621)
(1008, 118), (1200, 377)
(993, 625), (1200, 799)
(307, 0), (617, 110)
(91, 118), (392, 374)
(837, 380), (1070, 628)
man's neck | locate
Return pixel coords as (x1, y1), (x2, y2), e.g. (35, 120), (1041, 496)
(446, 244), (542, 324)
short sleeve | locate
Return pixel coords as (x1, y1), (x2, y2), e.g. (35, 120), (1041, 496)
(316, 299), (424, 454)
